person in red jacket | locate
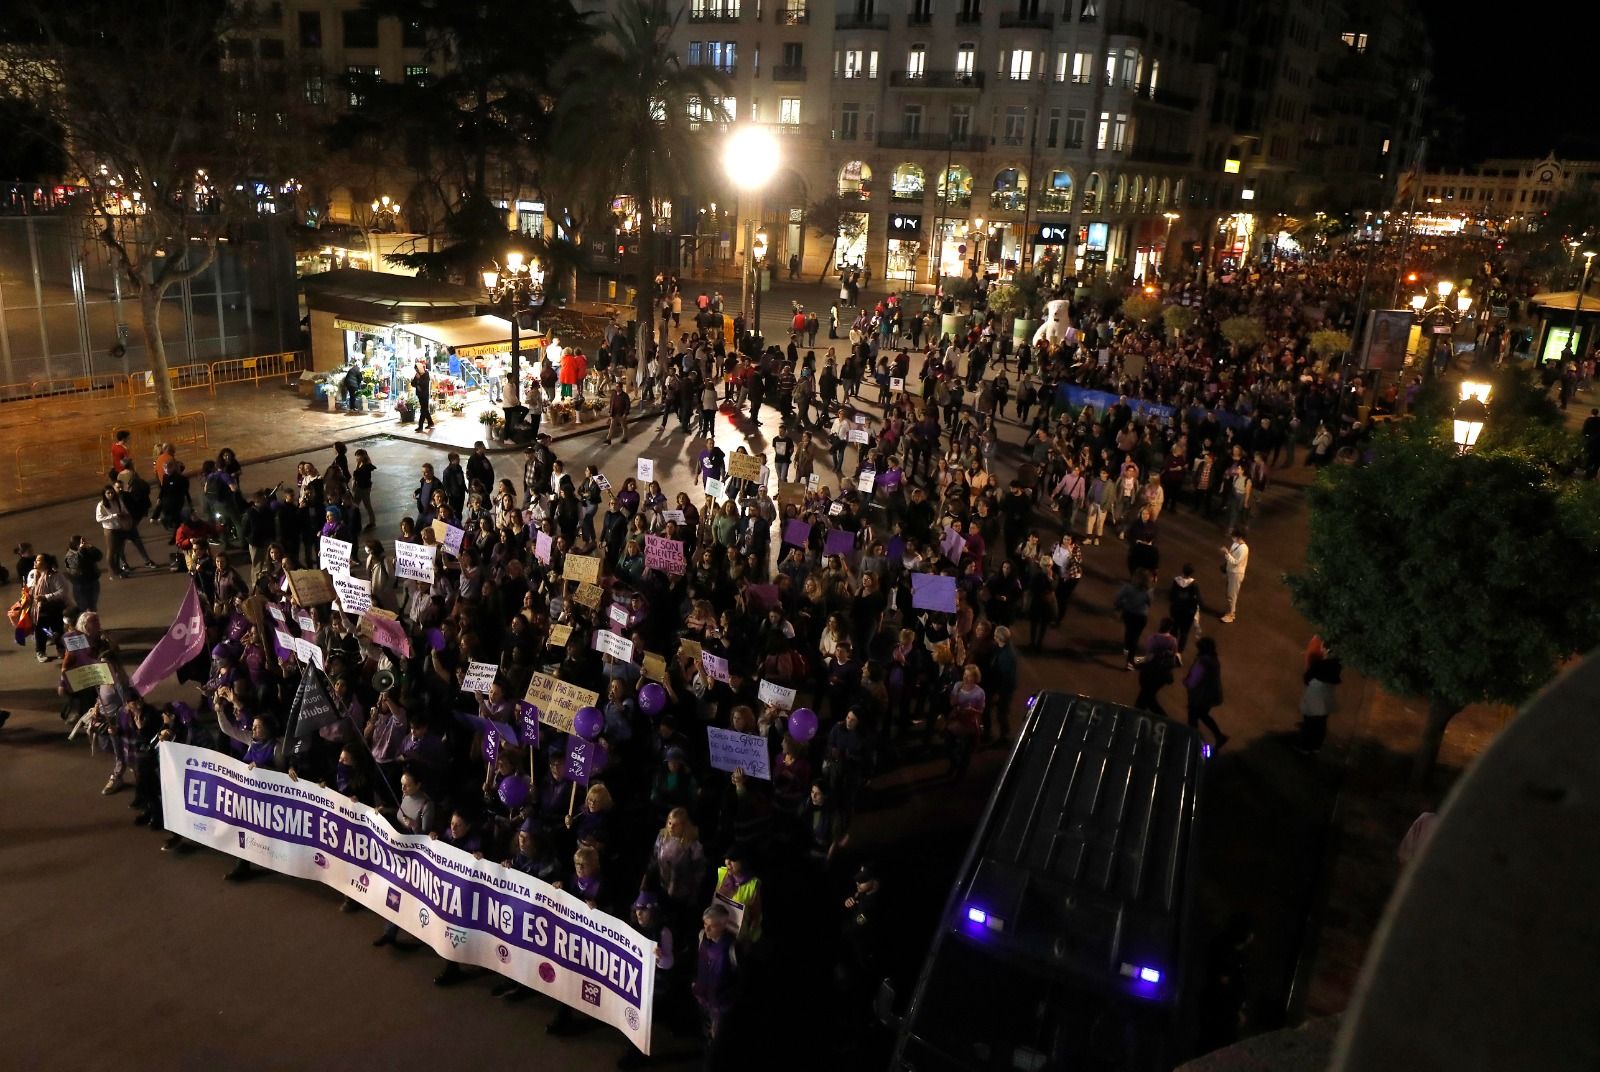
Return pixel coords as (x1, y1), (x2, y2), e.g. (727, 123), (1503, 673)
(559, 349), (581, 400)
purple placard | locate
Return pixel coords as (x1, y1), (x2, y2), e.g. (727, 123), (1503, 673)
(482, 727), (500, 766)
(783, 518), (811, 547)
(744, 583), (779, 610)
(535, 531), (553, 565)
(643, 534), (685, 575)
(940, 526), (967, 563)
(911, 572), (959, 613)
(564, 736), (596, 786)
(824, 528), (855, 556)
(516, 701), (541, 750)
(426, 628), (448, 652)
(887, 535), (906, 562)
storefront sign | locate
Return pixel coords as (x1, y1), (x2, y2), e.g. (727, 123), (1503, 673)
(334, 318), (390, 335)
(454, 341), (517, 359)
(887, 213), (922, 237)
(1034, 223), (1072, 244)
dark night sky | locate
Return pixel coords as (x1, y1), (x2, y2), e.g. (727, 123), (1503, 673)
(1419, 0), (1600, 163)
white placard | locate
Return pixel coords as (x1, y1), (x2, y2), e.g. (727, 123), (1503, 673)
(332, 574), (372, 615)
(857, 469), (876, 493)
(65, 632), (92, 652)
(757, 679), (797, 711)
(847, 428), (869, 444)
(293, 636), (325, 670)
(828, 502), (844, 516)
(274, 629), (297, 660)
(319, 536), (353, 578)
(594, 629), (635, 661)
(807, 474), (820, 491)
(637, 458), (654, 483)
(394, 541), (436, 583)
(461, 660), (498, 695)
(705, 477), (726, 500)
(662, 509), (686, 524)
(594, 474), (611, 491)
(891, 376), (905, 391)
(609, 603), (631, 628)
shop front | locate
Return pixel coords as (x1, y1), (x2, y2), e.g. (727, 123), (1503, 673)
(885, 212), (924, 292)
(1077, 221), (1110, 275)
(1031, 222), (1073, 285)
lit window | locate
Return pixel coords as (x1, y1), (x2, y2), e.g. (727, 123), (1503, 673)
(1007, 49), (1033, 81)
(956, 45), (976, 76)
(907, 45), (926, 78)
(779, 98), (801, 125)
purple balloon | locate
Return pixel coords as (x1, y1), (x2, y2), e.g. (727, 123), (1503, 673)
(497, 775), (530, 809)
(788, 707), (818, 743)
(573, 705), (604, 741)
(639, 682), (668, 716)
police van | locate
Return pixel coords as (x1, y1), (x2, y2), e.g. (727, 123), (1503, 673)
(880, 692), (1206, 1071)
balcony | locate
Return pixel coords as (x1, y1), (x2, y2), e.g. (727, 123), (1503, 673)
(835, 11), (889, 29)
(955, 10), (984, 24)
(1143, 86), (1200, 110)
(998, 9), (1054, 28)
(1035, 190), (1073, 212)
(876, 130), (985, 151)
(771, 64), (807, 81)
(889, 68), (984, 89)
(777, 6), (809, 23)
(688, 9), (740, 22)
(1128, 146), (1194, 165)
(890, 187), (926, 202)
(906, 10), (933, 22)
(989, 189), (1027, 212)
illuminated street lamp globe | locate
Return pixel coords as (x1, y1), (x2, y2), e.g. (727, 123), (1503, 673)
(723, 124), (781, 190)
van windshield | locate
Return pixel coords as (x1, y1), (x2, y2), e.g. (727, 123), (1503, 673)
(902, 939), (1170, 1071)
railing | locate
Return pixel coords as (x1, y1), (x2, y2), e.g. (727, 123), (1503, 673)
(1035, 191), (1073, 212)
(889, 69), (984, 89)
(687, 9), (740, 21)
(906, 10), (933, 22)
(112, 411), (210, 456)
(0, 373), (132, 406)
(771, 64), (807, 81)
(999, 9), (1054, 27)
(13, 410), (208, 492)
(955, 10), (984, 23)
(989, 190), (1028, 212)
(777, 6), (808, 23)
(876, 130), (984, 151)
(834, 11), (889, 28)
(208, 351), (302, 388)
(127, 361), (214, 401)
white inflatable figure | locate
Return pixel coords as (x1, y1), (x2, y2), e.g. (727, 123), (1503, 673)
(1032, 298), (1073, 348)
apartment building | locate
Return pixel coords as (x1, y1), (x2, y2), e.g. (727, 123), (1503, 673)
(1412, 155), (1600, 229)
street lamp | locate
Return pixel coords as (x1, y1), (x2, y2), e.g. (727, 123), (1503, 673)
(1571, 251), (1596, 360)
(483, 250), (545, 427)
(723, 124), (781, 349)
(1413, 280), (1469, 381)
(1161, 211), (1180, 279)
(1452, 387), (1489, 452)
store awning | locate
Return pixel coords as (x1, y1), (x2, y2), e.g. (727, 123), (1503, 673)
(401, 315), (541, 359)
(1530, 289), (1600, 313)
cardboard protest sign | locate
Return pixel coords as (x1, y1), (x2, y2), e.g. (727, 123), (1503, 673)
(757, 679), (797, 711)
(461, 660), (499, 695)
(535, 531), (553, 564)
(678, 637), (703, 666)
(523, 672), (598, 735)
(776, 482), (805, 505)
(293, 636), (325, 670)
(563, 554), (601, 585)
(726, 453), (762, 482)
(847, 428), (869, 445)
(911, 572), (959, 613)
(394, 542), (436, 583)
(287, 569), (336, 606)
(641, 652), (667, 682)
(548, 623), (574, 649)
(706, 726), (771, 780)
(319, 536), (353, 578)
(573, 583), (603, 610)
(65, 632), (92, 653)
(332, 574), (372, 616)
(643, 534), (685, 575)
(65, 661), (114, 692)
(360, 612), (411, 657)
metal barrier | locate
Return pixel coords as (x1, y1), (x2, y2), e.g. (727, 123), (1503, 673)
(114, 411), (210, 456)
(209, 351), (302, 389)
(126, 362), (213, 403)
(0, 373), (130, 407)
(12, 435), (110, 492)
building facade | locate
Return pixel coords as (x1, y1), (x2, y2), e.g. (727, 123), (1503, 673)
(1410, 155), (1600, 230)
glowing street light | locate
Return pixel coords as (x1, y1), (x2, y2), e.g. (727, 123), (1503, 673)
(722, 124), (782, 337)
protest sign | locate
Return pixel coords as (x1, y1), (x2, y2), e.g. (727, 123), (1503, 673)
(678, 637), (703, 667)
(65, 632), (92, 653)
(828, 502), (844, 517)
(609, 603), (632, 629)
(159, 742), (656, 1051)
(911, 572), (959, 613)
(727, 453), (762, 482)
(535, 531), (553, 565)
(319, 536), (353, 578)
(394, 542), (436, 584)
(824, 528), (856, 557)
(776, 482), (805, 505)
(523, 673), (598, 735)
(461, 660), (499, 695)
(847, 428), (869, 445)
(641, 652), (667, 682)
(704, 477), (726, 501)
(267, 604), (287, 624)
(287, 569), (335, 606)
(757, 679), (797, 711)
(573, 583), (603, 610)
(548, 623), (573, 649)
(705, 726), (771, 780)
(564, 554), (601, 585)
(700, 651), (730, 684)
(288, 670), (340, 737)
(296, 610), (316, 634)
(891, 376), (905, 391)
(360, 612), (411, 657)
(595, 629), (635, 662)
(293, 636), (325, 670)
(65, 661), (114, 692)
(516, 702), (541, 750)
(594, 474), (611, 491)
(783, 519), (811, 547)
(662, 509), (685, 524)
(332, 574), (372, 616)
(441, 524), (467, 557)
(807, 474), (820, 491)
(273, 629), (297, 662)
(426, 628), (448, 652)
(857, 470), (876, 493)
(565, 737), (601, 786)
(643, 535), (685, 575)
(940, 526), (967, 564)
(636, 458), (654, 483)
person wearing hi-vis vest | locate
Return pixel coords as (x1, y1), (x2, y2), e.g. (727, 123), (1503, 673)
(712, 850), (763, 946)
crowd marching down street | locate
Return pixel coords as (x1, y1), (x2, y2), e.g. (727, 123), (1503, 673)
(4, 252), (1398, 1066)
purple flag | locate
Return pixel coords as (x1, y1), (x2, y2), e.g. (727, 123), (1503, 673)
(517, 701), (541, 750)
(129, 583), (207, 697)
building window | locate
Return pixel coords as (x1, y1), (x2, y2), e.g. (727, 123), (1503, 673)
(1046, 107), (1061, 147)
(303, 73), (324, 105)
(1112, 112), (1127, 150)
(1071, 50), (1093, 84)
(1104, 50), (1116, 86)
(1148, 59), (1159, 95)
(688, 41), (703, 65)
(297, 11), (321, 48)
(346, 65), (380, 108)
(782, 42), (803, 66)
(779, 98), (801, 125)
(1096, 110), (1109, 149)
(711, 95), (737, 121)
(1340, 31), (1368, 53)
(950, 104), (972, 138)
(342, 10), (379, 49)
(1065, 108), (1085, 147)
(1053, 51), (1068, 83)
(907, 45), (926, 78)
(1006, 49), (1033, 81)
(1078, 0), (1098, 20)
(839, 103), (860, 140)
(405, 65), (429, 86)
(1003, 105), (1026, 145)
(956, 44), (976, 77)
(1119, 49), (1137, 87)
(708, 41), (736, 72)
(904, 103), (924, 135)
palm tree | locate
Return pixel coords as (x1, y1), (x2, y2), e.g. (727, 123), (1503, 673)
(554, 0), (731, 360)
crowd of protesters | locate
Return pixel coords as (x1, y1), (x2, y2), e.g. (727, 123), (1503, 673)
(5, 248), (1426, 1066)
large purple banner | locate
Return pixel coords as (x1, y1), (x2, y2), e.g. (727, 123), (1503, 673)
(159, 742), (655, 1051)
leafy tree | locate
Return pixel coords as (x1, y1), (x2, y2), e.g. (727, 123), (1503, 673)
(1121, 292), (1162, 324)
(1220, 315), (1266, 350)
(553, 0), (731, 359)
(4, 0), (298, 416)
(1287, 431), (1600, 784)
(1162, 304), (1197, 334)
(985, 271), (1044, 324)
(804, 192), (868, 283)
(1309, 329), (1352, 363)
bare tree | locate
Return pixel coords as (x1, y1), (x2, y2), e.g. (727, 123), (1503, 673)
(4, 1), (294, 416)
(805, 193), (868, 283)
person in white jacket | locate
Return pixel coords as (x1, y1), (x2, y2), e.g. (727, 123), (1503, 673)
(27, 553), (73, 662)
(95, 485), (132, 575)
(1219, 529), (1249, 624)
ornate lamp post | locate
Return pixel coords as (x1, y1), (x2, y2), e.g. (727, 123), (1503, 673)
(482, 250), (545, 417)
